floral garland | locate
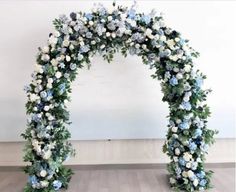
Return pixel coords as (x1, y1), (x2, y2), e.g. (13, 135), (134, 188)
(22, 2), (217, 192)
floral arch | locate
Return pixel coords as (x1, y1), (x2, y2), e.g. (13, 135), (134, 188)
(22, 3), (216, 192)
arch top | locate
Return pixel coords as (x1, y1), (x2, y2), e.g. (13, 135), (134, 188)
(23, 2), (216, 192)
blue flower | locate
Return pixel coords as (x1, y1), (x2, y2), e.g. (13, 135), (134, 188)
(191, 162), (198, 170)
(24, 85), (31, 93)
(141, 15), (151, 24)
(189, 141), (197, 151)
(179, 121), (189, 130)
(193, 128), (202, 138)
(59, 62), (65, 68)
(53, 180), (62, 190)
(179, 157), (186, 166)
(128, 9), (136, 19)
(85, 13), (93, 20)
(199, 179), (207, 186)
(80, 45), (90, 53)
(181, 101), (192, 111)
(40, 91), (47, 98)
(196, 171), (205, 179)
(175, 167), (182, 175)
(31, 114), (41, 123)
(169, 77), (178, 86)
(28, 175), (38, 185)
(195, 77), (203, 88)
(59, 83), (66, 95)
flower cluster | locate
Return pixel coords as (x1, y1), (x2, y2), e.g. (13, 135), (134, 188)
(22, 2), (216, 192)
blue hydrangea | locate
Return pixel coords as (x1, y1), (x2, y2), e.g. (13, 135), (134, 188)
(84, 13), (93, 20)
(199, 179), (207, 186)
(40, 91), (47, 98)
(181, 101), (192, 111)
(70, 63), (77, 70)
(195, 76), (203, 88)
(141, 15), (151, 24)
(193, 128), (202, 138)
(175, 167), (182, 176)
(28, 175), (38, 186)
(179, 157), (186, 166)
(85, 32), (93, 38)
(179, 121), (189, 130)
(169, 77), (178, 86)
(53, 180), (62, 190)
(196, 171), (205, 179)
(128, 9), (136, 19)
(191, 162), (198, 170)
(189, 141), (197, 151)
(59, 83), (66, 95)
(80, 45), (90, 53)
(31, 114), (41, 123)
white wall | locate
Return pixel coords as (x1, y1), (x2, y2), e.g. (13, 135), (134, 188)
(0, 0), (235, 141)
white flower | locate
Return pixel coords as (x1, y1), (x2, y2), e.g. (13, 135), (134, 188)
(63, 39), (70, 47)
(183, 96), (190, 102)
(106, 32), (111, 37)
(175, 148), (180, 156)
(184, 64), (192, 73)
(40, 170), (47, 177)
(55, 72), (62, 79)
(176, 73), (183, 79)
(173, 156), (178, 162)
(176, 119), (181, 124)
(108, 16), (113, 21)
(44, 106), (50, 111)
(30, 94), (39, 102)
(152, 22), (160, 30)
(89, 21), (94, 26)
(66, 55), (71, 62)
(186, 162), (191, 168)
(182, 171), (188, 178)
(42, 46), (49, 53)
(48, 78), (53, 84)
(43, 150), (52, 160)
(51, 59), (58, 66)
(54, 31), (60, 37)
(145, 28), (154, 39)
(111, 32), (116, 38)
(172, 127), (178, 133)
(193, 179), (199, 187)
(48, 36), (58, 45)
(40, 180), (49, 187)
(142, 44), (147, 49)
(183, 152), (192, 162)
(160, 35), (166, 42)
(170, 177), (176, 184)
(41, 54), (50, 62)
(100, 44), (106, 49)
(167, 39), (175, 48)
(187, 170), (194, 178)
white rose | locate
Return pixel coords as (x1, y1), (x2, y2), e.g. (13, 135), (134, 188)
(108, 16), (113, 21)
(142, 44), (147, 49)
(66, 55), (71, 62)
(111, 33), (116, 38)
(43, 150), (52, 160)
(175, 148), (180, 156)
(48, 36), (58, 45)
(30, 94), (38, 102)
(187, 170), (194, 178)
(193, 179), (199, 187)
(100, 44), (105, 49)
(183, 96), (190, 102)
(176, 73), (183, 79)
(40, 180), (49, 187)
(44, 106), (50, 111)
(145, 28), (153, 39)
(186, 162), (191, 168)
(42, 46), (49, 53)
(170, 177), (176, 184)
(106, 32), (111, 37)
(182, 171), (188, 178)
(176, 119), (181, 124)
(63, 39), (70, 47)
(89, 21), (94, 26)
(40, 170), (47, 177)
(51, 59), (58, 66)
(48, 78), (53, 84)
(173, 156), (178, 162)
(172, 127), (178, 133)
(184, 64), (192, 73)
(54, 31), (60, 37)
(55, 72), (62, 79)
(183, 152), (192, 162)
(152, 22), (160, 30)
(41, 54), (50, 62)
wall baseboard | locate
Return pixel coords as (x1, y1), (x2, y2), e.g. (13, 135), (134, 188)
(0, 139), (235, 166)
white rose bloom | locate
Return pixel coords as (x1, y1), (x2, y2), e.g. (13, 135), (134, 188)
(193, 179), (199, 187)
(183, 152), (192, 162)
(176, 119), (181, 124)
(35, 64), (44, 73)
(42, 46), (49, 53)
(182, 171), (188, 178)
(40, 170), (47, 177)
(48, 78), (53, 84)
(54, 31), (60, 37)
(186, 162), (191, 168)
(30, 94), (39, 102)
(183, 96), (190, 102)
(41, 54), (50, 62)
(152, 22), (160, 30)
(66, 55), (71, 62)
(48, 115), (54, 121)
(48, 36), (58, 45)
(173, 156), (178, 162)
(91, 40), (96, 45)
(187, 170), (194, 178)
(111, 32), (116, 38)
(51, 59), (58, 66)
(63, 39), (70, 47)
(108, 16), (113, 21)
(43, 150), (52, 160)
(160, 35), (166, 42)
(55, 72), (62, 79)
(175, 148), (180, 156)
(172, 127), (178, 133)
(173, 67), (179, 72)
(176, 73), (183, 79)
(170, 177), (176, 184)
(47, 83), (52, 89)
(184, 64), (192, 73)
(100, 44), (106, 49)
(44, 106), (50, 111)
(142, 44), (147, 49)
(40, 180), (49, 188)
(89, 21), (94, 26)
(145, 28), (154, 39)
(106, 32), (111, 37)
